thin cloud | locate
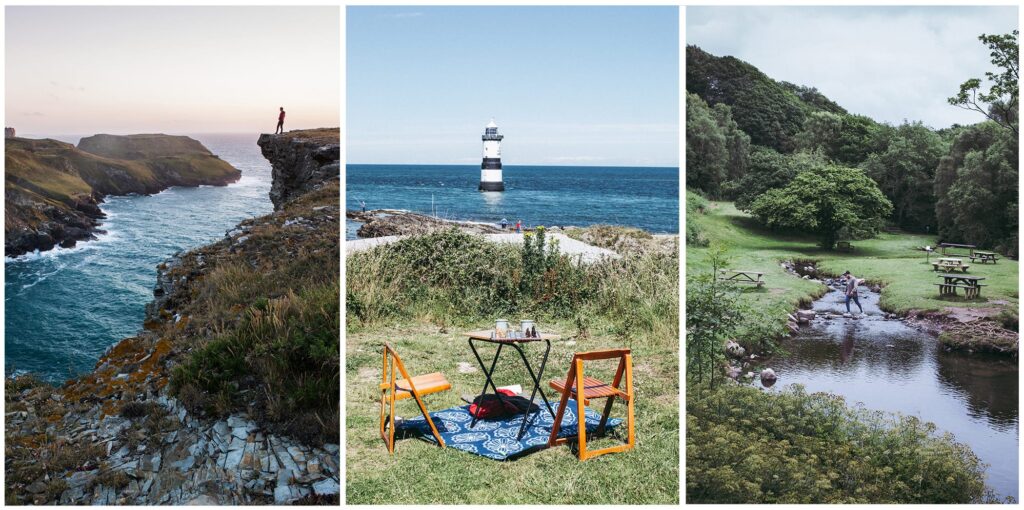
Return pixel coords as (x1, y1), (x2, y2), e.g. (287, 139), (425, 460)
(688, 6), (1018, 128)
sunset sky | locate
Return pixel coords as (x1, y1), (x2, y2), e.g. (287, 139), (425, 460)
(5, 6), (340, 137)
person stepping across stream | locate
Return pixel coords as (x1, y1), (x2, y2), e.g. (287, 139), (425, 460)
(842, 270), (864, 316)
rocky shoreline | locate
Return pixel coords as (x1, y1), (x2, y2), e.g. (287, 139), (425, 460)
(6, 130), (340, 505)
(347, 209), (505, 238)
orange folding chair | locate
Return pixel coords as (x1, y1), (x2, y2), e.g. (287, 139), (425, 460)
(547, 348), (635, 460)
(379, 343), (451, 453)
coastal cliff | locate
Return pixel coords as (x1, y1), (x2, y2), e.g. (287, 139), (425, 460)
(258, 129), (340, 210)
(5, 135), (241, 257)
(6, 130), (340, 505)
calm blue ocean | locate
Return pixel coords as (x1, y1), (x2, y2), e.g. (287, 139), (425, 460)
(4, 134), (273, 383)
(345, 164), (679, 240)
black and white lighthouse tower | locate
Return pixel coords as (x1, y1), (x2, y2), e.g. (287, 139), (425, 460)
(479, 119), (504, 191)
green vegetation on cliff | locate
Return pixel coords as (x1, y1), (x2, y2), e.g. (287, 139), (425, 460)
(169, 181), (340, 445)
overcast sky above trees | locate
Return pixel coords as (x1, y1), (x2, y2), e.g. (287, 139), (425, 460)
(688, 6), (1018, 129)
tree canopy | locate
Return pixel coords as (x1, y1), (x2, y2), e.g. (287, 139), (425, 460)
(749, 163), (893, 249)
(686, 93), (749, 198)
(687, 38), (1018, 254)
(948, 30), (1019, 135)
(861, 122), (948, 231)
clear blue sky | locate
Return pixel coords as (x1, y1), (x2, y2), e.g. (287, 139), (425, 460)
(347, 6), (679, 167)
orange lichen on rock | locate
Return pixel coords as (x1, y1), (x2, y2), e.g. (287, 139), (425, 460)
(59, 335), (176, 417)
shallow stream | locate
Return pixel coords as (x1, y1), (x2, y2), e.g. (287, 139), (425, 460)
(769, 284), (1018, 501)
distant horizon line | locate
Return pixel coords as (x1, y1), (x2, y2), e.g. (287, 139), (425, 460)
(13, 129), (338, 138)
(347, 162), (680, 169)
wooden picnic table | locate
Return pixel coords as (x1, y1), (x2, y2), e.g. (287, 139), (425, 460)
(718, 269), (764, 287)
(836, 241), (854, 252)
(970, 251), (1000, 264)
(935, 273), (986, 299)
(940, 243), (977, 255)
(932, 257), (969, 272)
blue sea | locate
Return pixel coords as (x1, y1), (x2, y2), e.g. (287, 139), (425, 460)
(5, 134), (273, 383)
(345, 164), (679, 240)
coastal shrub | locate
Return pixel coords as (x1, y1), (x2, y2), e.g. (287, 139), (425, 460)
(346, 228), (596, 326)
(687, 384), (996, 504)
(590, 247), (679, 342)
(347, 227), (678, 344)
(171, 283), (340, 445)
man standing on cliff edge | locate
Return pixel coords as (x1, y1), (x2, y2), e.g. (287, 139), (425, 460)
(275, 107), (286, 134)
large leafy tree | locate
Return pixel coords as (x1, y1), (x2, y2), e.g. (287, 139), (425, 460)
(749, 163), (892, 249)
(948, 30), (1019, 134)
(861, 122), (947, 231)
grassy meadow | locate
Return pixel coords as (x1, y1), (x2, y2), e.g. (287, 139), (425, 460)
(345, 227), (679, 504)
(687, 195), (1019, 317)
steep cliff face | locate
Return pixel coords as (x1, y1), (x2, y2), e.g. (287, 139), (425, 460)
(257, 129), (340, 210)
(4, 135), (241, 257)
(6, 131), (341, 505)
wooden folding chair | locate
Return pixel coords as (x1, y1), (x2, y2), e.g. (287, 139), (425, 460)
(547, 348), (635, 460)
(379, 343), (451, 453)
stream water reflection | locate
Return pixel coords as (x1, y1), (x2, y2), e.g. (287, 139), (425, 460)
(770, 285), (1018, 501)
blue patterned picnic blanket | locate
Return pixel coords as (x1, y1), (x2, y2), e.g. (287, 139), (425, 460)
(396, 399), (623, 461)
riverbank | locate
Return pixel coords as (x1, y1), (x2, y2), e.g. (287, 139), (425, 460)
(5, 135), (241, 257)
(5, 130), (340, 505)
(758, 285), (1019, 501)
(687, 198), (1018, 355)
(686, 194), (1017, 503)
(346, 225), (679, 504)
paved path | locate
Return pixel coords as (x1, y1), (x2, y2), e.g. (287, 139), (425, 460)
(346, 233), (620, 263)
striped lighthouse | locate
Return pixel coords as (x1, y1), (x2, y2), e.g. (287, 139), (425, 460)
(479, 118), (504, 192)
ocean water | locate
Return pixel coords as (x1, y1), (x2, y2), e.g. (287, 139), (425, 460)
(345, 165), (679, 240)
(4, 134), (273, 383)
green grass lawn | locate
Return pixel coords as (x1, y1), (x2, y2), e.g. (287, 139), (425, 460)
(688, 200), (1018, 316)
(345, 319), (679, 504)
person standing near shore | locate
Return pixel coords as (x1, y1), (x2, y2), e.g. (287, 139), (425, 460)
(500, 217), (508, 230)
(843, 270), (864, 315)
(275, 107), (286, 134)
(515, 219), (522, 233)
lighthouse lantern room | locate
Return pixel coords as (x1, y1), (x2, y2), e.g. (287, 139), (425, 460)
(479, 118), (504, 191)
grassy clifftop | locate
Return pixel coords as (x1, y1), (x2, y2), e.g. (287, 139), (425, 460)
(5, 135), (241, 256)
